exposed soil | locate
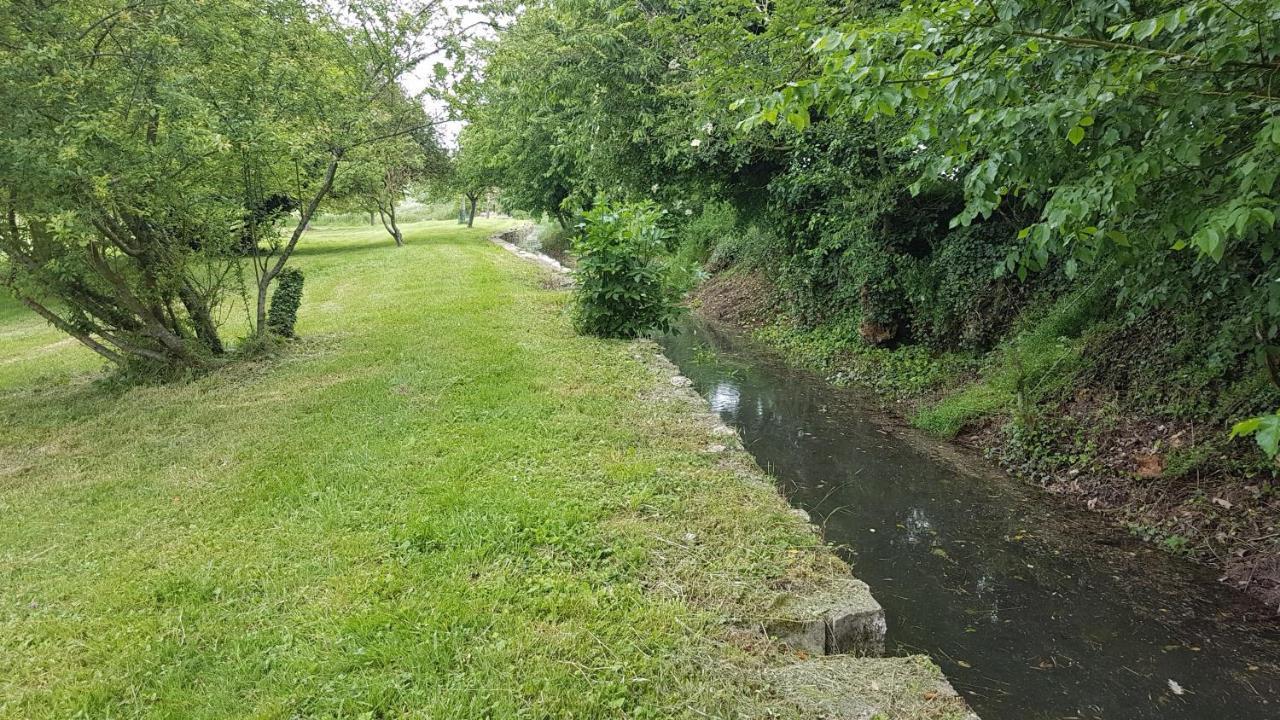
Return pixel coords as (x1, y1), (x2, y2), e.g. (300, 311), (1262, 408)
(688, 271), (777, 330)
(692, 270), (1280, 612)
(960, 397), (1280, 610)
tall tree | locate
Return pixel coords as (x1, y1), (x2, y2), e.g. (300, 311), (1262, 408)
(0, 0), (451, 370)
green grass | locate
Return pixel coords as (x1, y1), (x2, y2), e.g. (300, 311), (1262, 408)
(739, 283), (1103, 439)
(753, 319), (975, 402)
(912, 284), (1102, 437)
(0, 220), (827, 718)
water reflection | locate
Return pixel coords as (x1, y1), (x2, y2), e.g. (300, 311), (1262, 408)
(660, 320), (1280, 720)
(707, 381), (740, 414)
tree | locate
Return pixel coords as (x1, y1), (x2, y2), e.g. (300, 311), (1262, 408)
(0, 0), (452, 371)
(336, 110), (447, 246)
(453, 0), (835, 223)
(451, 128), (502, 228)
(747, 0), (1280, 452)
(752, 0), (1280, 306)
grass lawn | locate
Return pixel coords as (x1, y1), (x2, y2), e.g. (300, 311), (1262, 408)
(0, 220), (826, 718)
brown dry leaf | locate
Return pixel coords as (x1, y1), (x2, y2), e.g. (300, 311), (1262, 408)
(1135, 452), (1164, 479)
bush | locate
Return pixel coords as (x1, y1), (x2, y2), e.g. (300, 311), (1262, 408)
(267, 267), (305, 338)
(677, 201), (738, 263)
(706, 223), (775, 273)
(571, 201), (682, 338)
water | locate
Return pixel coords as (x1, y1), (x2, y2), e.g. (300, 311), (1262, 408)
(659, 319), (1280, 720)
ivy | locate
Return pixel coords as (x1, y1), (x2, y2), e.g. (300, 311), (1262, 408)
(267, 268), (305, 339)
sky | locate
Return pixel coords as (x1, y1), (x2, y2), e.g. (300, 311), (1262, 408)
(401, 0), (498, 149)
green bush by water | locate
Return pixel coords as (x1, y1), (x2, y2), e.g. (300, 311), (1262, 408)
(572, 201), (682, 339)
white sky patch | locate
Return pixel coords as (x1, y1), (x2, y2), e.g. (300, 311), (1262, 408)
(400, 0), (500, 148)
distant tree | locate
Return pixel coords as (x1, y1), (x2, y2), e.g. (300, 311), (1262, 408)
(336, 108), (448, 246)
(452, 135), (499, 228)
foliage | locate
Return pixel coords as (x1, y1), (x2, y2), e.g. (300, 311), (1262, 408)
(752, 0), (1280, 347)
(332, 116), (448, 246)
(571, 201), (682, 338)
(267, 267), (305, 338)
(451, 127), (506, 227)
(676, 201), (739, 264)
(459, 0), (1280, 459)
(1232, 413), (1280, 458)
(758, 3), (1279, 245)
(0, 0), (448, 371)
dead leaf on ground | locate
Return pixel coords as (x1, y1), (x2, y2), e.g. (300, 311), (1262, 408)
(1135, 452), (1164, 479)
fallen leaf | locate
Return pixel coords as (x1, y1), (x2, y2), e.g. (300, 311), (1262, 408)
(1135, 452), (1164, 479)
(1168, 679), (1185, 696)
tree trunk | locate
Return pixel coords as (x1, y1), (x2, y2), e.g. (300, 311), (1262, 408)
(257, 150), (341, 337)
(466, 194), (478, 228)
(388, 200), (403, 247)
(255, 280), (270, 340)
(368, 210), (375, 226)
(378, 200), (403, 247)
(179, 283), (224, 354)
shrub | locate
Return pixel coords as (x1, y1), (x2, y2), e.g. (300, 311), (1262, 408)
(677, 201), (738, 262)
(707, 223), (775, 273)
(267, 267), (305, 338)
(571, 201), (682, 338)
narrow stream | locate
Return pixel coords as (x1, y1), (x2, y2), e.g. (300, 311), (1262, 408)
(660, 319), (1280, 720)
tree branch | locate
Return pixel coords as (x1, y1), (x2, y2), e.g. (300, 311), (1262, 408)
(1012, 30), (1280, 72)
(10, 291), (124, 366)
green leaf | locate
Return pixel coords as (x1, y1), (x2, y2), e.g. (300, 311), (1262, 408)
(1231, 414), (1280, 458)
(1230, 417), (1263, 438)
(1067, 125), (1085, 146)
(1134, 18), (1159, 41)
(785, 108), (810, 131)
(1259, 420), (1280, 458)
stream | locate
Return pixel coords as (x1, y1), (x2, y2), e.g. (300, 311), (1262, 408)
(659, 319), (1280, 720)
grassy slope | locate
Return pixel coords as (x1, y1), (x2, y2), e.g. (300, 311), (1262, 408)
(0, 221), (838, 718)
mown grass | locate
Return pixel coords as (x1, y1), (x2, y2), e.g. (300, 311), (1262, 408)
(0, 220), (821, 718)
